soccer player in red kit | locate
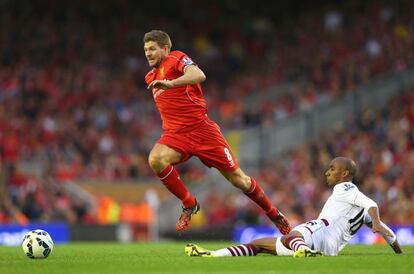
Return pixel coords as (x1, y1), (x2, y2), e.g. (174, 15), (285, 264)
(143, 30), (291, 234)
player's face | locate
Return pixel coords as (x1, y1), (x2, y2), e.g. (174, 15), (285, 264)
(324, 160), (344, 186)
(144, 41), (169, 68)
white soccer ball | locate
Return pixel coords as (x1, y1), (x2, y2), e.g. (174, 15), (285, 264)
(21, 229), (54, 259)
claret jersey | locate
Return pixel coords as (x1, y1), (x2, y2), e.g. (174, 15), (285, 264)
(145, 51), (207, 133)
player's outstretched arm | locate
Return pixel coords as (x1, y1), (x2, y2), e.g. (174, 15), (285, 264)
(353, 192), (403, 254)
(366, 207), (403, 254)
(366, 220), (403, 254)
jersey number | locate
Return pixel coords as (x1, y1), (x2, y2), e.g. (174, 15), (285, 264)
(224, 147), (235, 167)
(224, 148), (233, 161)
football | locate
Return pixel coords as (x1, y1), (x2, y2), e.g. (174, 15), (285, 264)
(21, 229), (54, 259)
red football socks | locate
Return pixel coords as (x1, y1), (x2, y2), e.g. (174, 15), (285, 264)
(157, 165), (196, 208)
(244, 177), (280, 219)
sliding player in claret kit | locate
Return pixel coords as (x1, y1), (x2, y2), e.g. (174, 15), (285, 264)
(186, 157), (403, 257)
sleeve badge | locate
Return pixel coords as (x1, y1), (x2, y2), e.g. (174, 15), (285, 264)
(182, 56), (194, 66)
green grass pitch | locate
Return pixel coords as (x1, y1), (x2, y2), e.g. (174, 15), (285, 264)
(1, 242), (413, 274)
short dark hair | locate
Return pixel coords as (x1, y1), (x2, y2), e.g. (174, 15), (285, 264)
(345, 159), (357, 178)
(334, 157), (357, 179)
(143, 30), (172, 49)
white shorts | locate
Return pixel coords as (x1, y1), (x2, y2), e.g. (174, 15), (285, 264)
(275, 219), (339, 256)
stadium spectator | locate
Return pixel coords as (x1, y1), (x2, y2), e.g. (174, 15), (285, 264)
(0, 0), (413, 227)
(0, 1), (413, 180)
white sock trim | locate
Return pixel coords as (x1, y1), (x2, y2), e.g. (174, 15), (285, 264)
(159, 166), (174, 180)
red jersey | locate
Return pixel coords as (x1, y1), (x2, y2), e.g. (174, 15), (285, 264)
(145, 51), (207, 133)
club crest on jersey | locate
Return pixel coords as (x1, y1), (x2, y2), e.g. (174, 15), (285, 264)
(183, 56), (194, 66)
(159, 66), (165, 78)
(342, 183), (355, 191)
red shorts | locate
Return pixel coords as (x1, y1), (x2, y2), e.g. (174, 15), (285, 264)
(157, 118), (239, 172)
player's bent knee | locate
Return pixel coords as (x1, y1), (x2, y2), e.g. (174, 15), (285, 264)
(148, 154), (167, 172)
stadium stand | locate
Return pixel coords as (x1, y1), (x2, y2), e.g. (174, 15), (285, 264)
(0, 0), (413, 230)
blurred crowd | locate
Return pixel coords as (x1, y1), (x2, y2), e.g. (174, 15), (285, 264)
(200, 91), (414, 227)
(0, 1), (413, 226)
(2, 90), (413, 226)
